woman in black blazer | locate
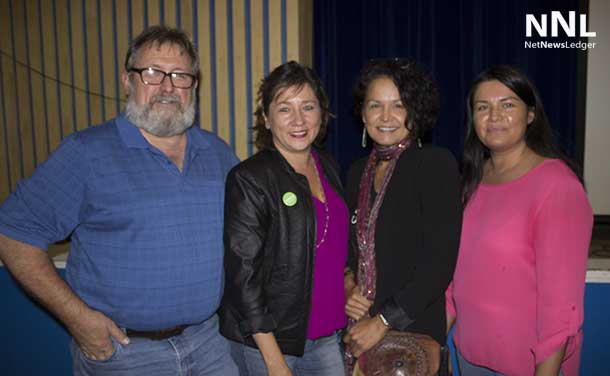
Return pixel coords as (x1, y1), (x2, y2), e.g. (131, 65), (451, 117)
(343, 58), (462, 375)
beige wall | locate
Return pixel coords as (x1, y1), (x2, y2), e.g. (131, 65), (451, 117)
(585, 0), (610, 215)
(0, 0), (313, 203)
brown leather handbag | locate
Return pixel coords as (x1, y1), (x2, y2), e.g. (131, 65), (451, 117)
(358, 331), (448, 376)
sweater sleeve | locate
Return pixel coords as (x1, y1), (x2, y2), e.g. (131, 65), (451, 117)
(531, 175), (592, 365)
(223, 168), (276, 336)
(379, 149), (463, 329)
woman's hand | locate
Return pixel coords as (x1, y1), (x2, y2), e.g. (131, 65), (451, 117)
(344, 315), (389, 357)
(267, 364), (294, 376)
(253, 332), (294, 376)
(345, 285), (373, 321)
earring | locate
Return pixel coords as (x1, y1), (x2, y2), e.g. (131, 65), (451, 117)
(417, 138), (422, 148)
(361, 127), (367, 148)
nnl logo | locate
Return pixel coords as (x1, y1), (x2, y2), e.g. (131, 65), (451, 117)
(526, 11), (596, 37)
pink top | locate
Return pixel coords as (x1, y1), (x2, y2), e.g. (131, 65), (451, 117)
(446, 159), (593, 376)
(307, 152), (349, 339)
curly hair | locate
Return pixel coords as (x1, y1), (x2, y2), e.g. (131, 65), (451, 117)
(253, 61), (331, 151)
(461, 65), (582, 204)
(353, 58), (439, 141)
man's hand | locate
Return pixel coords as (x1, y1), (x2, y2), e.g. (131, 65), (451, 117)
(68, 307), (130, 361)
(0, 235), (130, 361)
(345, 285), (373, 321)
(344, 315), (389, 357)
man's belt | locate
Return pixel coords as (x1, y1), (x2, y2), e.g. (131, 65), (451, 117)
(125, 324), (189, 340)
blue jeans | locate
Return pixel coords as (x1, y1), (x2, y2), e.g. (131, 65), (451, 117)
(457, 351), (505, 376)
(70, 314), (238, 376)
(457, 350), (564, 376)
(229, 332), (345, 376)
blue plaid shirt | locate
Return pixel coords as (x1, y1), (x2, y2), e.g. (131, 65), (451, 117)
(0, 114), (238, 330)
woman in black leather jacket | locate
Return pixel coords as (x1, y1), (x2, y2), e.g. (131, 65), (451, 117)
(220, 61), (348, 376)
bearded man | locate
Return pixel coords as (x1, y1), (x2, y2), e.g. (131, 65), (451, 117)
(0, 26), (238, 376)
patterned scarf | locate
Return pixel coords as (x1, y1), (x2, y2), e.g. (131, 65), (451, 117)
(345, 136), (411, 374)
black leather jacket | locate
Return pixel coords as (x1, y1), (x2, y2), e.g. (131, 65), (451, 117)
(219, 148), (344, 356)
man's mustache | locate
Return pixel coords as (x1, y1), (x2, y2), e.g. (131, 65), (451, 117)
(150, 94), (181, 106)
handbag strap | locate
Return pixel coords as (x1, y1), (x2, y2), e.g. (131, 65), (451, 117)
(438, 346), (449, 376)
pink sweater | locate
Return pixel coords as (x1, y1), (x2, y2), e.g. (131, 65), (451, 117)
(446, 159), (593, 376)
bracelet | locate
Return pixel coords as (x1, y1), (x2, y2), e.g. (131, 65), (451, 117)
(378, 313), (391, 328)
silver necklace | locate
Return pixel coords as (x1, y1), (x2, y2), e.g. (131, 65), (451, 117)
(312, 162), (330, 249)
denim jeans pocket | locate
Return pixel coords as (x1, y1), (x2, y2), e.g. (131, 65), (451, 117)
(77, 337), (123, 364)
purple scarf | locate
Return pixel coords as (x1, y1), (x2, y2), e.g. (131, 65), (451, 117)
(345, 137), (411, 374)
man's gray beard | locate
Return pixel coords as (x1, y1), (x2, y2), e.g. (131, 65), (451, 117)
(125, 93), (196, 137)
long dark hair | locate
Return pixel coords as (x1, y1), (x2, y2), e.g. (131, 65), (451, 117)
(253, 61), (331, 151)
(462, 65), (582, 204)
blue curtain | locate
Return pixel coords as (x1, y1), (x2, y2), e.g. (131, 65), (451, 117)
(314, 0), (585, 175)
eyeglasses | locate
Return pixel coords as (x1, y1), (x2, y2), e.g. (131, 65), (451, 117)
(128, 67), (197, 89)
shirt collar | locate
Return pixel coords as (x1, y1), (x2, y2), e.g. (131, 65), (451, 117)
(116, 113), (210, 151)
(116, 114), (151, 149)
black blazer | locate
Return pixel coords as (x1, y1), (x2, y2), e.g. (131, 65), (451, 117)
(346, 145), (462, 345)
(219, 148), (344, 356)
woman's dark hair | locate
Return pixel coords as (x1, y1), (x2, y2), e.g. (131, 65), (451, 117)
(353, 58), (440, 142)
(253, 61), (331, 151)
(462, 65), (582, 204)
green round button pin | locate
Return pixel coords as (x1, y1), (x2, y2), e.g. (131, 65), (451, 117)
(282, 192), (297, 207)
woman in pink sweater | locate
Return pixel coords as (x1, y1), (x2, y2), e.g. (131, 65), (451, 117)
(446, 66), (593, 376)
